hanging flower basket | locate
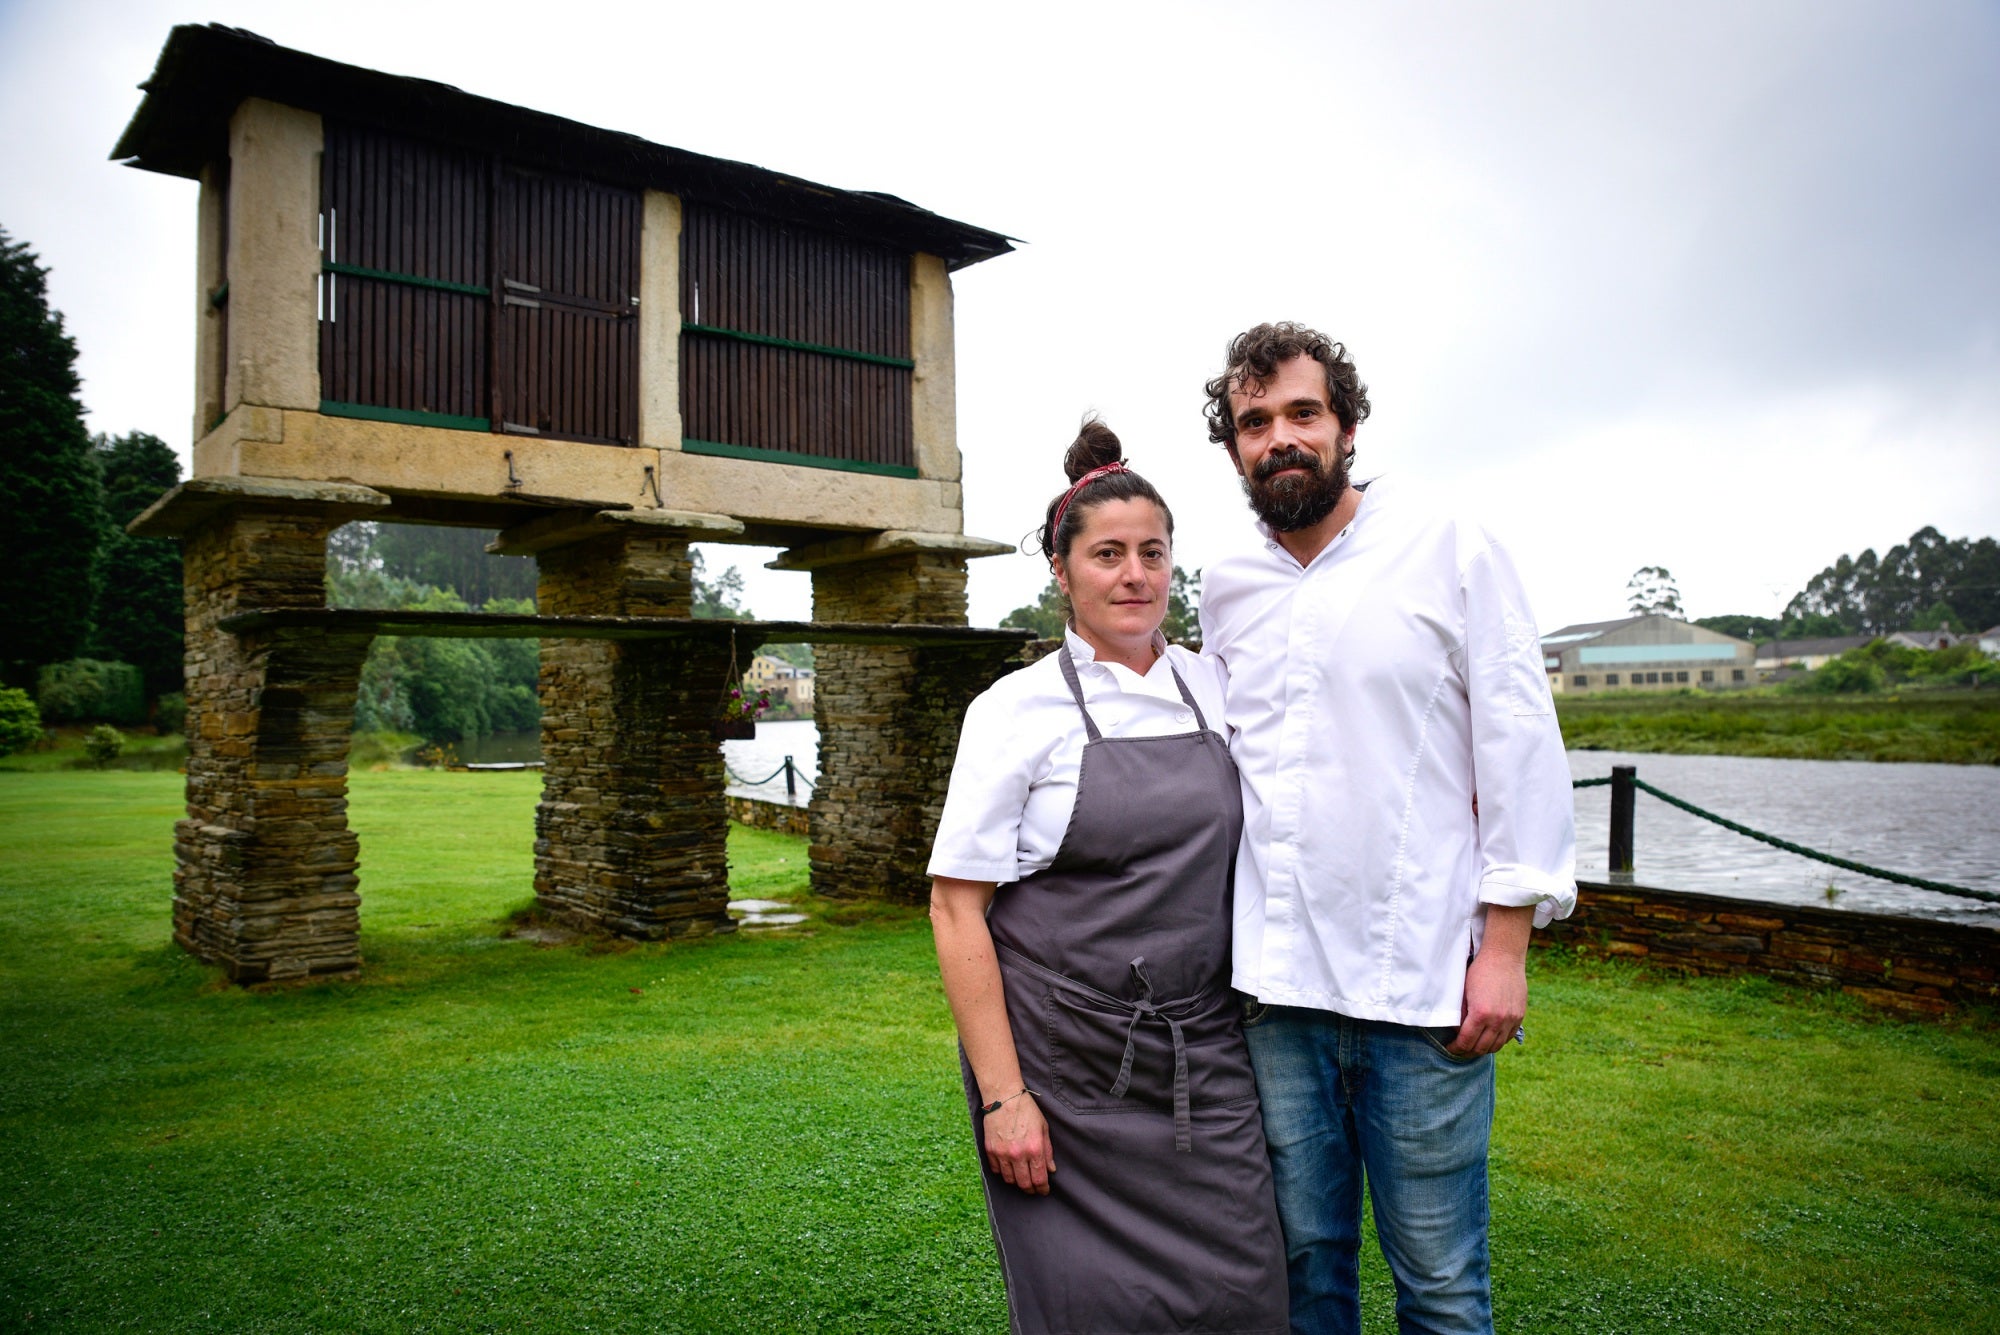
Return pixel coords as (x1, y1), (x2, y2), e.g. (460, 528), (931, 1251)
(714, 632), (772, 740)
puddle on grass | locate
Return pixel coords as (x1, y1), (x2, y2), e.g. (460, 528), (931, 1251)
(728, 898), (809, 928)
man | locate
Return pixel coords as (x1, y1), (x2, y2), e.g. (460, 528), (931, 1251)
(1197, 322), (1575, 1334)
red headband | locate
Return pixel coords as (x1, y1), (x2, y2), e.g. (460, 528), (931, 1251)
(1049, 461), (1130, 550)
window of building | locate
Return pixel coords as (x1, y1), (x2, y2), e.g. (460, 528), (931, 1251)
(680, 205), (914, 475)
(1644, 672), (1659, 684)
(1605, 674), (1619, 686)
(1676, 671), (1689, 683)
(1573, 675), (1589, 688)
(1732, 669), (1746, 682)
(318, 122), (643, 445)
(1700, 670), (1714, 684)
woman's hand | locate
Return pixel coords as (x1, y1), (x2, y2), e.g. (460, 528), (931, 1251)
(984, 1092), (1057, 1195)
(931, 876), (1057, 1195)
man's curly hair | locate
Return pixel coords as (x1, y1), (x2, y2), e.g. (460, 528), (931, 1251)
(1202, 322), (1372, 448)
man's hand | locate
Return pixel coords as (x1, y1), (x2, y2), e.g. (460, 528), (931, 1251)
(983, 1092), (1057, 1195)
(1450, 904), (1534, 1057)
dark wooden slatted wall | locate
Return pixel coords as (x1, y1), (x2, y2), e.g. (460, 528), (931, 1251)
(319, 124), (490, 422)
(680, 207), (913, 469)
(497, 169), (641, 445)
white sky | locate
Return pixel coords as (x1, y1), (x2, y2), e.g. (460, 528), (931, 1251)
(3, 0), (1996, 631)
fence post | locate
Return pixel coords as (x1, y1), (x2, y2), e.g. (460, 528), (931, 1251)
(783, 755), (797, 802)
(1609, 765), (1636, 874)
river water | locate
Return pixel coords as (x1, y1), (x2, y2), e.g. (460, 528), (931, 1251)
(449, 725), (2000, 927)
(1567, 750), (1999, 927)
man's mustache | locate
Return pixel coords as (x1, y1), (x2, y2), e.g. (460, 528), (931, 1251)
(1252, 447), (1323, 482)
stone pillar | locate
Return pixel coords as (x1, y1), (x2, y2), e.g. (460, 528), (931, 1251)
(808, 553), (1021, 903)
(176, 507), (373, 982)
(533, 529), (737, 938)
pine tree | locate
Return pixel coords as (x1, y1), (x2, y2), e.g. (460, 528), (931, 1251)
(91, 432), (184, 695)
(0, 228), (102, 681)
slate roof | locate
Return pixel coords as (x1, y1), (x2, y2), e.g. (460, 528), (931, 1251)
(112, 24), (1016, 271)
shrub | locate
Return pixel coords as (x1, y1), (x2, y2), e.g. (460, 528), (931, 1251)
(0, 689), (42, 756)
(82, 724), (125, 766)
(1802, 657), (1888, 693)
(153, 691), (186, 735)
(37, 659), (146, 726)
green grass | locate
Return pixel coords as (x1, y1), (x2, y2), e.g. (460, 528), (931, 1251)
(3, 771), (1998, 1332)
(0, 724), (189, 772)
(1558, 689), (2000, 764)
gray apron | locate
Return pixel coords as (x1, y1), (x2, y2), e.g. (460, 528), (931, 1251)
(963, 647), (1288, 1335)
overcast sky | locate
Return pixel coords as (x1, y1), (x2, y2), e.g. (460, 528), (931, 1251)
(4, 0), (1995, 631)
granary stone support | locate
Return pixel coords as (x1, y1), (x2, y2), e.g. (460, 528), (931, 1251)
(505, 510), (748, 938)
(133, 477), (391, 983)
(782, 535), (1019, 903)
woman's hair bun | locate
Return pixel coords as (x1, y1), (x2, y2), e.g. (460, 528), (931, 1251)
(1063, 415), (1124, 483)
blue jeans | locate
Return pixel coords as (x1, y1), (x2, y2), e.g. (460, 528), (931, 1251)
(1241, 1004), (1495, 1335)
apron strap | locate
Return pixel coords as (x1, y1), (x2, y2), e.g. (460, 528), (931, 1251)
(1061, 644), (1213, 740)
(1055, 644), (1103, 742)
(1164, 663), (1211, 734)
(1105, 956), (1194, 1153)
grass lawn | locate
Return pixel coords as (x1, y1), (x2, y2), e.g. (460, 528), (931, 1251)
(1557, 689), (2000, 764)
(2, 771), (1997, 1332)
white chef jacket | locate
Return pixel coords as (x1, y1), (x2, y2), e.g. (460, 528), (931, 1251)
(1200, 476), (1576, 1027)
(928, 628), (1229, 885)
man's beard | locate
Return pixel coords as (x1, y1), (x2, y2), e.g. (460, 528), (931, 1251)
(1241, 444), (1351, 532)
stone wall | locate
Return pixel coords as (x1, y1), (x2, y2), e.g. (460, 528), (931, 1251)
(1538, 881), (2000, 1015)
(534, 530), (736, 939)
(727, 794), (810, 836)
(809, 554), (1023, 903)
(176, 509), (370, 982)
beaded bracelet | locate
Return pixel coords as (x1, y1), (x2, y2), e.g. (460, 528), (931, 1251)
(978, 1088), (1038, 1117)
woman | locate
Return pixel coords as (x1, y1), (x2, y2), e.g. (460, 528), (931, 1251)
(928, 419), (1288, 1334)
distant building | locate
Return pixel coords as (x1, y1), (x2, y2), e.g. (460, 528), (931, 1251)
(1542, 615), (1755, 693)
(1885, 628), (1974, 652)
(1754, 634), (1873, 673)
(744, 653), (815, 711)
(1757, 628), (1983, 673)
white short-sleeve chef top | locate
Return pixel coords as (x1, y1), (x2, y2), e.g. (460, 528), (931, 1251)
(927, 627), (1229, 885)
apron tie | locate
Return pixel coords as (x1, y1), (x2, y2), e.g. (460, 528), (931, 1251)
(1106, 957), (1194, 1153)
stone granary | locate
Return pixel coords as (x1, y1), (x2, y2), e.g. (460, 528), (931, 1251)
(115, 25), (1030, 983)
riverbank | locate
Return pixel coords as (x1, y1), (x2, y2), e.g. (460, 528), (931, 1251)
(4, 769), (1999, 1330)
(1558, 689), (2000, 764)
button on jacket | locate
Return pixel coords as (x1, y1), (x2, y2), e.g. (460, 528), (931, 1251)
(1200, 477), (1576, 1028)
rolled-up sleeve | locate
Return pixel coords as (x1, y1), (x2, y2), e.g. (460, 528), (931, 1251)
(1461, 538), (1577, 927)
(927, 689), (1036, 884)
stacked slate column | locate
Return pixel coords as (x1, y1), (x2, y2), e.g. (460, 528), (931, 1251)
(534, 529), (737, 938)
(809, 553), (1023, 904)
(175, 505), (376, 982)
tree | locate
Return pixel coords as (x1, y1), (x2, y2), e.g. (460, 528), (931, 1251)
(1783, 527), (2000, 634)
(90, 432), (184, 695)
(1000, 578), (1067, 639)
(1909, 600), (1965, 633)
(0, 687), (40, 755)
(1625, 566), (1683, 617)
(761, 642), (815, 669)
(372, 522), (537, 606)
(690, 549), (753, 619)
(1693, 614), (1779, 642)
(1163, 566), (1201, 647)
(0, 227), (102, 681)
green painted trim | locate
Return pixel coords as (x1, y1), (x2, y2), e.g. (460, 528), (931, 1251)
(681, 438), (918, 478)
(320, 400), (491, 432)
(321, 261), (491, 298)
(681, 323), (915, 370)
(208, 280), (229, 309)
